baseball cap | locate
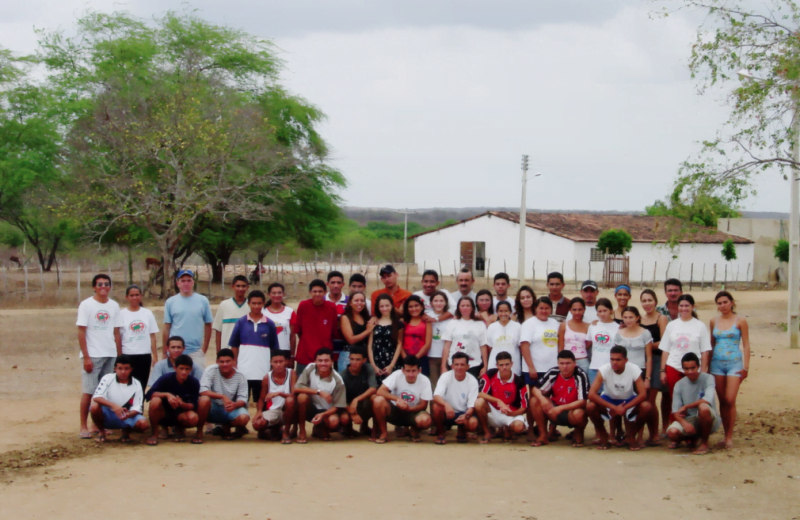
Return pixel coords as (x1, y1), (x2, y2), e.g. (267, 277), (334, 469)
(176, 269), (194, 279)
(379, 265), (397, 276)
(581, 280), (598, 291)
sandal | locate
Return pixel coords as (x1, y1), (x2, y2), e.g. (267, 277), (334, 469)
(479, 435), (491, 445)
(191, 437), (204, 445)
(435, 437), (447, 445)
(646, 439), (662, 447)
(145, 436), (158, 446)
(375, 437), (387, 444)
(668, 442), (680, 449)
(296, 437), (308, 444)
(595, 443), (610, 450)
(281, 437), (292, 445)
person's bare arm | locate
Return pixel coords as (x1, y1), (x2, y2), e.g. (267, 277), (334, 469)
(739, 318), (750, 378)
(215, 330), (222, 354)
(519, 341), (536, 376)
(91, 396), (132, 418)
(114, 328), (122, 356)
(701, 350), (710, 373)
(622, 377), (648, 411)
(256, 374), (270, 414)
(440, 341), (452, 374)
(202, 323), (212, 354)
(162, 323), (171, 358)
(341, 316), (372, 345)
(558, 322), (566, 352)
(78, 326), (92, 373)
(416, 323), (433, 358)
(479, 345), (488, 374)
(150, 333), (158, 366)
(407, 399), (429, 414)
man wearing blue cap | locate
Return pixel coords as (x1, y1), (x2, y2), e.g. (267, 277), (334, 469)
(163, 270), (213, 371)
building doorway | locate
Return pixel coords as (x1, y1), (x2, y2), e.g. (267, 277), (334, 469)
(460, 241), (486, 277)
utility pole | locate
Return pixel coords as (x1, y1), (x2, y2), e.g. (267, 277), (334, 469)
(397, 208), (417, 265)
(790, 113), (800, 348)
(517, 155), (529, 282)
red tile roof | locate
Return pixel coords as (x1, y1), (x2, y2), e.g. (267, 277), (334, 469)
(412, 211), (753, 244)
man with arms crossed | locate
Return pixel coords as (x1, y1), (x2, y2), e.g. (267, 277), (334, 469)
(195, 348), (250, 443)
(452, 268), (477, 304)
(492, 272), (512, 309)
(294, 279), (338, 376)
(77, 273), (122, 439)
(212, 275), (250, 353)
(252, 351), (296, 443)
(338, 345), (379, 438)
(373, 355), (433, 444)
(149, 336), (205, 386)
(432, 352), (480, 444)
(567, 280), (599, 323)
(666, 353), (721, 455)
(163, 270), (213, 370)
(475, 352), (529, 443)
(145, 354), (200, 445)
(529, 350), (589, 447)
(587, 346), (652, 450)
(546, 272), (571, 320)
(294, 347), (348, 443)
(371, 265), (412, 311)
(90, 355), (148, 443)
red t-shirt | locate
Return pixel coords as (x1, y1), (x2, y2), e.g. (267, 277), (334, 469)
(551, 374), (579, 405)
(402, 321), (427, 356)
(478, 369), (528, 412)
(371, 287), (412, 312)
(294, 299), (338, 365)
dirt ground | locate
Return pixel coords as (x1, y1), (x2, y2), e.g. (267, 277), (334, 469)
(1, 288), (799, 520)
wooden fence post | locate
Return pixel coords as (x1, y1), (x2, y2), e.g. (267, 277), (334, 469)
(724, 264), (728, 286)
(702, 264), (706, 290)
(574, 260), (578, 289)
(39, 263), (44, 294)
(652, 262), (657, 287)
(532, 261), (535, 284)
(689, 263), (694, 291)
(640, 261), (644, 288)
(24, 262), (29, 300)
(208, 264), (213, 295)
(746, 263), (751, 285)
(486, 259), (490, 280)
(712, 264), (717, 290)
(77, 265), (81, 302)
(438, 260), (443, 278)
(2, 265), (7, 294)
(220, 261), (225, 297)
(453, 261), (457, 278)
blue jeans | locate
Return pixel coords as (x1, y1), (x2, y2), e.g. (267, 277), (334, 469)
(101, 406), (143, 430)
(208, 402), (249, 424)
(588, 369), (599, 386)
(576, 358), (590, 373)
(337, 353), (350, 373)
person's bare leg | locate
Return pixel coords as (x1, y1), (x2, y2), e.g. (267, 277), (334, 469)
(693, 403), (714, 455)
(666, 426), (683, 449)
(228, 414), (250, 439)
(721, 375), (740, 448)
(587, 402), (609, 449)
(147, 397), (165, 445)
(528, 398), (549, 447)
(193, 396), (211, 444)
(474, 399), (491, 443)
(80, 393), (94, 437)
(175, 412), (197, 442)
(89, 402), (107, 442)
(372, 397), (390, 443)
(660, 391), (672, 435)
(282, 397), (296, 443)
(627, 402), (651, 451)
(412, 413), (431, 442)
(645, 389), (661, 445)
(296, 394), (310, 443)
(569, 409), (587, 447)
(431, 402), (446, 440)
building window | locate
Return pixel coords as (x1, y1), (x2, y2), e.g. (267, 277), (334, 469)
(590, 248), (606, 262)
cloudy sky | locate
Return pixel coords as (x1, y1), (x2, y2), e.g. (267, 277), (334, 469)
(1, 1), (790, 213)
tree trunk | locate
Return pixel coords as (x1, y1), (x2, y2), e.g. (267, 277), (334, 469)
(202, 248), (235, 283)
(158, 243), (177, 300)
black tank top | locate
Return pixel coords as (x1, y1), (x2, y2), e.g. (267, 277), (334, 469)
(642, 321), (662, 344)
(347, 317), (369, 349)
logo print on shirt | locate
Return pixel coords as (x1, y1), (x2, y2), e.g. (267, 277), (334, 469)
(595, 333), (610, 344)
(96, 311), (110, 324)
(276, 325), (285, 334)
(400, 391), (415, 403)
(504, 390), (512, 398)
(129, 321), (146, 334)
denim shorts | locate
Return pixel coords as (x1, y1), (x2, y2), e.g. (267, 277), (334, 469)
(208, 401), (250, 424)
(710, 357), (744, 377)
(102, 406), (144, 430)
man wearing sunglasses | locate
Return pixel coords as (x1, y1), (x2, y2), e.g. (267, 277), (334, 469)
(77, 274), (123, 439)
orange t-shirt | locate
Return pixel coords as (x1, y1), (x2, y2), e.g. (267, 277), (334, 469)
(371, 287), (412, 312)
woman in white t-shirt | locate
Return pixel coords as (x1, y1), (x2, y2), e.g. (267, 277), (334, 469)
(486, 301), (522, 376)
(265, 283), (297, 352)
(428, 291), (452, 389)
(586, 298), (620, 385)
(119, 285), (159, 388)
(441, 296), (488, 379)
(519, 297), (561, 387)
(659, 294), (712, 397)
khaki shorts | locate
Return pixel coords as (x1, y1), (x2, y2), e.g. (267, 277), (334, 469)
(487, 406), (528, 429)
(668, 413), (721, 436)
(188, 350), (206, 372)
(81, 356), (116, 394)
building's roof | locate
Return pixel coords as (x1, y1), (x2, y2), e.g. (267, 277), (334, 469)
(411, 211), (753, 244)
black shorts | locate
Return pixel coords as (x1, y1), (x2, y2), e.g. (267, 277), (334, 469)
(247, 380), (262, 404)
(304, 404), (333, 422)
(387, 406), (423, 427)
(354, 400), (372, 420)
(158, 404), (184, 427)
(555, 410), (572, 427)
(443, 411), (466, 430)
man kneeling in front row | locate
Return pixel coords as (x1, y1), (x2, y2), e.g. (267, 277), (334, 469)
(90, 355), (149, 443)
(666, 353), (721, 455)
(475, 352), (529, 443)
(294, 347), (348, 443)
(587, 346), (651, 451)
(195, 348), (251, 443)
(529, 350), (589, 447)
(373, 355), (433, 443)
(253, 350), (297, 444)
(432, 352), (480, 444)
(146, 354), (200, 445)
(339, 346), (379, 438)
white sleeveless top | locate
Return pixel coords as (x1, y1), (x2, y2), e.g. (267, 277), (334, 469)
(265, 368), (292, 410)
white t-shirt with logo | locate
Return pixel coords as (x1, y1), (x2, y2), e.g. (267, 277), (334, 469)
(212, 298), (249, 349)
(659, 318), (713, 372)
(93, 374), (144, 413)
(119, 307), (159, 355)
(520, 317), (560, 373)
(381, 370), (433, 408)
(76, 297), (122, 358)
(433, 370), (479, 413)
(588, 321), (621, 370)
(599, 362), (642, 400)
(486, 320), (522, 375)
(429, 316), (452, 358)
(442, 319), (487, 368)
(265, 305), (296, 351)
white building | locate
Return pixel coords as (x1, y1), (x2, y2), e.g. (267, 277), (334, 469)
(412, 211), (755, 283)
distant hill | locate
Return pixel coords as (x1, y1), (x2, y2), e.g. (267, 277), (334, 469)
(740, 211), (790, 220)
(343, 207), (642, 227)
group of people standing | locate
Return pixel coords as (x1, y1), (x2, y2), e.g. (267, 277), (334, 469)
(76, 265), (749, 453)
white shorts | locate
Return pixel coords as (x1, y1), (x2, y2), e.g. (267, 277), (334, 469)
(263, 408), (284, 426)
(487, 406), (528, 429)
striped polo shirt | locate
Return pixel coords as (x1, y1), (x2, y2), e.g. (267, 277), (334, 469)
(228, 314), (279, 381)
(212, 298), (249, 349)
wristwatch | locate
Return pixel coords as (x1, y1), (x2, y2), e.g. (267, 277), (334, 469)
(316, 389), (321, 395)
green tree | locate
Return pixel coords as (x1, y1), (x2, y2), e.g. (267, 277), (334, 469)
(0, 48), (77, 270)
(721, 239), (738, 261)
(660, 0), (800, 202)
(597, 229), (633, 256)
(45, 10), (332, 297)
(775, 239), (790, 263)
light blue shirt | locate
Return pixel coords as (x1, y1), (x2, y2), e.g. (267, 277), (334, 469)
(164, 292), (213, 354)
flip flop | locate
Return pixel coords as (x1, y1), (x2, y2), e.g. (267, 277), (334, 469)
(692, 448), (709, 455)
(296, 437), (308, 444)
(668, 442), (680, 449)
(79, 432), (93, 440)
(375, 437), (388, 444)
(646, 439), (662, 447)
(281, 437), (292, 445)
(456, 436), (468, 444)
(629, 444), (642, 452)
(191, 437), (204, 445)
(435, 437), (447, 445)
(479, 436), (491, 445)
(410, 436), (422, 443)
(210, 426), (224, 437)
(595, 443), (610, 450)
(572, 442), (585, 448)
(145, 437), (158, 446)
(530, 439), (546, 447)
